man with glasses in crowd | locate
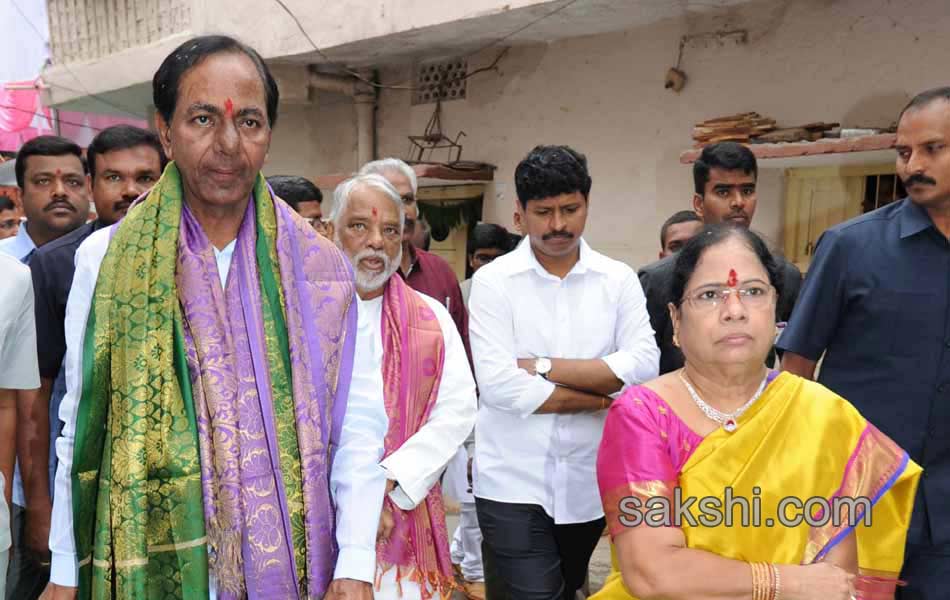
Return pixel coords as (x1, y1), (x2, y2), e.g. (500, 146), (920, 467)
(266, 174), (329, 237)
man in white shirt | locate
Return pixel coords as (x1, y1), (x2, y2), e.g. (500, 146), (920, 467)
(331, 174), (477, 600)
(0, 254), (41, 600)
(469, 145), (660, 599)
(0, 135), (91, 600)
(41, 36), (384, 600)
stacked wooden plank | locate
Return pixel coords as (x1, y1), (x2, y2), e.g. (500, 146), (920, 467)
(692, 113), (777, 145)
(692, 113), (840, 146)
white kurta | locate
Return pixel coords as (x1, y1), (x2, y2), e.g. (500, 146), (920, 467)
(49, 226), (389, 589)
(353, 293), (477, 598)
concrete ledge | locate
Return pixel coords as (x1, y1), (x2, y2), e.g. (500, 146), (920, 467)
(314, 162), (495, 190)
(679, 133), (897, 165)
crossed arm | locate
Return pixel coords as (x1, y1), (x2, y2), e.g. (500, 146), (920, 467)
(470, 271), (660, 417)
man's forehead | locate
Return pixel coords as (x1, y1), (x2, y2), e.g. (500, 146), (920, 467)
(96, 145), (162, 167)
(177, 54), (268, 109)
(349, 192), (399, 219)
(25, 154), (84, 175)
(667, 221), (702, 239)
(898, 102), (950, 143)
(707, 168), (756, 186)
(529, 191), (585, 208)
(384, 171), (412, 189)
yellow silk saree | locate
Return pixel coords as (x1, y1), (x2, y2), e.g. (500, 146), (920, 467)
(593, 372), (921, 599)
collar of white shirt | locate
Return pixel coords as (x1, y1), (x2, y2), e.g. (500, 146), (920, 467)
(507, 236), (609, 279)
(0, 223), (38, 261)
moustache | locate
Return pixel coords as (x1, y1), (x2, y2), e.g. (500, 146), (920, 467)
(114, 198), (136, 211)
(353, 248), (393, 268)
(904, 173), (937, 187)
(44, 200), (76, 213)
(542, 231), (574, 241)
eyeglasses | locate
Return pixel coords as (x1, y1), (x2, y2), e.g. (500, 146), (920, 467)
(306, 217), (331, 234)
(683, 284), (775, 312)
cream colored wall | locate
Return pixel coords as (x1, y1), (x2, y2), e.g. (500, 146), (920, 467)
(269, 0), (950, 269)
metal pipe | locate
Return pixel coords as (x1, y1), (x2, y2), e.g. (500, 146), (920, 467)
(308, 69), (377, 165)
(308, 72), (357, 97)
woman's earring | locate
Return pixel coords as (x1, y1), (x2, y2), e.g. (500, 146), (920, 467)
(673, 332), (680, 348)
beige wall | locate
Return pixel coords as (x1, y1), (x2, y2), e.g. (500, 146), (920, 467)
(267, 0), (949, 269)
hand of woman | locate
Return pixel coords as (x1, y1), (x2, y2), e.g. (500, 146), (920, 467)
(782, 563), (855, 600)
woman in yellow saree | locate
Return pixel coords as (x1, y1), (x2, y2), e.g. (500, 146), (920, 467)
(593, 226), (920, 600)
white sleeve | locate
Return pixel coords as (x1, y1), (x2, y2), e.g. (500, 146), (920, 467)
(600, 270), (660, 390)
(49, 233), (107, 586)
(0, 266), (40, 390)
(330, 311), (388, 583)
(380, 296), (477, 510)
(468, 273), (555, 418)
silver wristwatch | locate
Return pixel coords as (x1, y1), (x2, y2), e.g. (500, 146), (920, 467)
(535, 357), (552, 380)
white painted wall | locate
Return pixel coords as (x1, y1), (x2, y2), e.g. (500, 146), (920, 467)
(271, 0), (948, 268)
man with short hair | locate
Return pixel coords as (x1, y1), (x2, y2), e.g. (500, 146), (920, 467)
(11, 125), (166, 600)
(460, 223), (512, 306)
(470, 145), (659, 598)
(639, 141), (802, 374)
(331, 173), (475, 599)
(0, 136), (90, 261)
(358, 158), (470, 360)
(0, 254), (40, 600)
(43, 35), (384, 600)
(658, 209), (702, 259)
(0, 196), (18, 240)
(266, 174), (328, 236)
(447, 221), (513, 600)
(779, 87), (950, 600)
(1, 135), (91, 600)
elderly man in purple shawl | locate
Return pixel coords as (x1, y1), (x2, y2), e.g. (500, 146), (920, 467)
(41, 36), (386, 600)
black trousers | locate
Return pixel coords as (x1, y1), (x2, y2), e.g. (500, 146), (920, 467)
(6, 505), (50, 600)
(897, 543), (950, 600)
(476, 497), (604, 600)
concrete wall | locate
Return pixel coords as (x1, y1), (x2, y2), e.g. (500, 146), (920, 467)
(267, 0), (948, 270)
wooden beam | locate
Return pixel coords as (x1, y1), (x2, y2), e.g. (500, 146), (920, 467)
(313, 162), (495, 190)
(679, 133), (897, 165)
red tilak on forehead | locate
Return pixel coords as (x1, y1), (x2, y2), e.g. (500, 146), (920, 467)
(727, 269), (738, 287)
(224, 98), (234, 117)
(55, 168), (62, 177)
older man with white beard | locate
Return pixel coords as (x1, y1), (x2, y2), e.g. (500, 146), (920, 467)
(331, 174), (477, 600)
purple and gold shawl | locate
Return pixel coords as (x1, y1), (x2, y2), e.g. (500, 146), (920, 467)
(72, 163), (357, 599)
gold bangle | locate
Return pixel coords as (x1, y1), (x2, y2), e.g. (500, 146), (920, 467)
(750, 562), (768, 600)
(772, 564), (781, 600)
(749, 562), (760, 600)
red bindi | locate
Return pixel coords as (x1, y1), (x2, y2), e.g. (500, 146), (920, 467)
(371, 207), (378, 217)
(727, 269), (738, 287)
(224, 98), (234, 117)
(55, 168), (62, 177)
